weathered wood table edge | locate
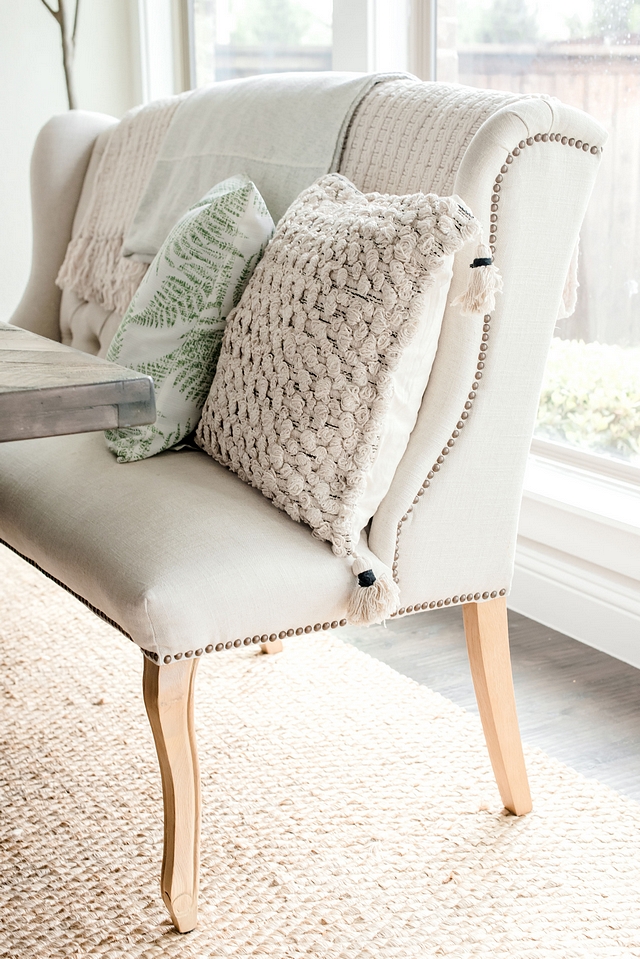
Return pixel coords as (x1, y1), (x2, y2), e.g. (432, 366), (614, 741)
(0, 322), (155, 443)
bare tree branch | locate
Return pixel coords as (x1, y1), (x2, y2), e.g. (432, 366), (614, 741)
(72, 0), (80, 45)
(58, 0), (77, 110)
(39, 0), (60, 19)
(38, 0), (79, 109)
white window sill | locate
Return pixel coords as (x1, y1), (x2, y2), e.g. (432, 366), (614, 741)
(510, 441), (640, 669)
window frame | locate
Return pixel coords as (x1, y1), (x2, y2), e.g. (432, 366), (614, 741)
(180, 5), (639, 468)
(134, 0), (192, 103)
(174, 0), (640, 658)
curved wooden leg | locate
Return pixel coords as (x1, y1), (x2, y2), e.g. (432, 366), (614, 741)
(142, 655), (200, 933)
(463, 597), (532, 816)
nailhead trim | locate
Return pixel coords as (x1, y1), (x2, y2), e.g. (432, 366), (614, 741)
(0, 540), (351, 665)
(2, 535), (508, 657)
(391, 132), (602, 592)
(144, 618), (350, 665)
(389, 587), (507, 617)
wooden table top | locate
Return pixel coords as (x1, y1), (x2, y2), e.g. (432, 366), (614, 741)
(0, 322), (155, 442)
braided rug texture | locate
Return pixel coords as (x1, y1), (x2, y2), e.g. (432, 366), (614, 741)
(1, 545), (639, 958)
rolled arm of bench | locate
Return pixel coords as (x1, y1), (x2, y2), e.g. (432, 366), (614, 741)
(10, 110), (117, 341)
(370, 97), (607, 611)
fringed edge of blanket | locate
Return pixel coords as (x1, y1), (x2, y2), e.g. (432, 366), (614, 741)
(557, 237), (580, 321)
(56, 233), (148, 316)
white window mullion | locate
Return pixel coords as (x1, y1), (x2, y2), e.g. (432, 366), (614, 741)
(332, 0), (436, 79)
(133, 0), (192, 104)
(408, 0), (437, 81)
(135, 1), (438, 102)
(174, 0), (196, 93)
(332, 0), (417, 75)
(371, 0), (410, 73)
(331, 0), (371, 72)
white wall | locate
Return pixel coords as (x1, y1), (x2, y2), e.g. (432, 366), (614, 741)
(0, 0), (139, 321)
(511, 451), (640, 669)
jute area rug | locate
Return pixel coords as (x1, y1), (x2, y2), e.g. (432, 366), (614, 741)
(1, 547), (639, 958)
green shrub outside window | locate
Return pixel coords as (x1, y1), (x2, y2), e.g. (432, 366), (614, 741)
(536, 339), (640, 466)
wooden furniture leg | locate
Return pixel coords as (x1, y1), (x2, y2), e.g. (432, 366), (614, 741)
(142, 655), (201, 933)
(463, 597), (532, 816)
(261, 639), (284, 654)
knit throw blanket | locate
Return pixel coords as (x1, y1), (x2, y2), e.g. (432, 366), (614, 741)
(57, 78), (579, 321)
(339, 80), (523, 197)
(55, 95), (188, 316)
(122, 71), (410, 264)
(339, 79), (579, 319)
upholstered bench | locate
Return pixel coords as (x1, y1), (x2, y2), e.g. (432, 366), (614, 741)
(2, 77), (605, 931)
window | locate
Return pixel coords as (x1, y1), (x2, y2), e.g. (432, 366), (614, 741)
(192, 0), (332, 85)
(187, 0), (639, 473)
(443, 0), (640, 472)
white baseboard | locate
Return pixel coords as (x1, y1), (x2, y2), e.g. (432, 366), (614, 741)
(510, 537), (640, 670)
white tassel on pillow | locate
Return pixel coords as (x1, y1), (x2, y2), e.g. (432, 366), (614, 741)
(452, 242), (503, 316)
(347, 554), (400, 626)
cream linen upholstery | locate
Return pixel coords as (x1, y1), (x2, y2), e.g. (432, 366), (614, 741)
(60, 287), (122, 358)
(10, 111), (116, 339)
(5, 83), (607, 654)
(367, 98), (606, 609)
(0, 433), (356, 662)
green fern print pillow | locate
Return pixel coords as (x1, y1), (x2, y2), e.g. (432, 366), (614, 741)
(105, 175), (274, 462)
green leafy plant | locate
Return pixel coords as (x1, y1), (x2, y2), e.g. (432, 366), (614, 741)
(536, 338), (640, 464)
(591, 0), (640, 38)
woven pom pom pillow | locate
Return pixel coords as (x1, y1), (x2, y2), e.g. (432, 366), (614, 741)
(196, 173), (483, 623)
(105, 175), (274, 462)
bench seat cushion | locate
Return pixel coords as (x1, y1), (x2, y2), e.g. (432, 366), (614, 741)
(0, 433), (357, 663)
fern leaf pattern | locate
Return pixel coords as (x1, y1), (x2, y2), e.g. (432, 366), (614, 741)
(105, 176), (274, 462)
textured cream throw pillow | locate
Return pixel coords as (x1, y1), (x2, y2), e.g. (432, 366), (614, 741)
(197, 174), (483, 622)
(105, 175), (274, 462)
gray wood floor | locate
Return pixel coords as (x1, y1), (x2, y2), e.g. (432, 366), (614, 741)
(343, 606), (640, 803)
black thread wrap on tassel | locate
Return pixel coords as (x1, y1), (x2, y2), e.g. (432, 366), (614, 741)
(470, 257), (493, 268)
(357, 569), (376, 588)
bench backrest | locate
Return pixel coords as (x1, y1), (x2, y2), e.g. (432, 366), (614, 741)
(12, 80), (606, 606)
